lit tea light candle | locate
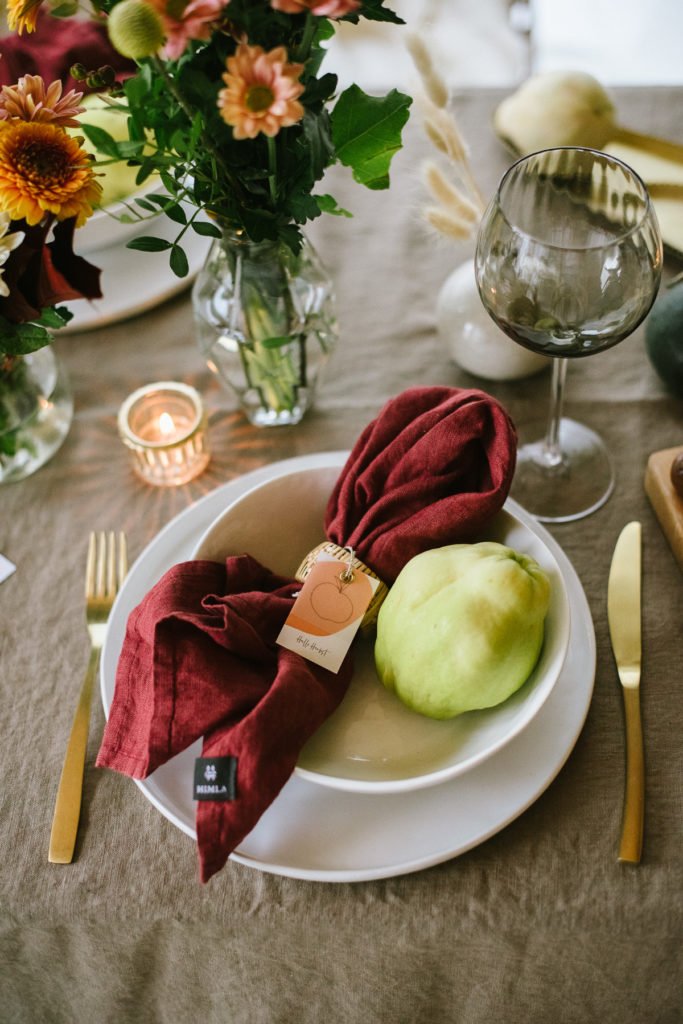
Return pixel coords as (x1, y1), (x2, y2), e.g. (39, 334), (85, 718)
(158, 412), (178, 439)
(118, 381), (210, 486)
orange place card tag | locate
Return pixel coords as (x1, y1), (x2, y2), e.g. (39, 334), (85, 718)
(277, 554), (379, 673)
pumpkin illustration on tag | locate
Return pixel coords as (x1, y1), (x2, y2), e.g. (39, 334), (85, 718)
(286, 559), (375, 637)
(310, 573), (356, 624)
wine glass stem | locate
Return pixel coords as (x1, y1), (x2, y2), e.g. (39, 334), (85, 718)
(543, 357), (568, 467)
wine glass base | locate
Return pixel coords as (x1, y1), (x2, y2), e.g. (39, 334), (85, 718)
(510, 417), (615, 523)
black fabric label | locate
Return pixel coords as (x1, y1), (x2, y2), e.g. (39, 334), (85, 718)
(193, 757), (237, 802)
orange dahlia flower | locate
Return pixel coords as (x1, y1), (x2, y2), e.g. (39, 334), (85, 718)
(218, 44), (305, 140)
(6, 0), (44, 34)
(0, 121), (102, 227)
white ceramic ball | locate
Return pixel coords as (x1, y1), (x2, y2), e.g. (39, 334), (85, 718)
(436, 260), (549, 381)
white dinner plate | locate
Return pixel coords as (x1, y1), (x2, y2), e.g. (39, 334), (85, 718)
(101, 453), (596, 883)
(192, 459), (570, 794)
(62, 219), (211, 333)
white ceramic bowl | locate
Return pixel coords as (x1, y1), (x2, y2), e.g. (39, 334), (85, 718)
(193, 455), (571, 793)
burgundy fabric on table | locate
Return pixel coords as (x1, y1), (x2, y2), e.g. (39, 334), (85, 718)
(97, 387), (517, 882)
(0, 12), (135, 92)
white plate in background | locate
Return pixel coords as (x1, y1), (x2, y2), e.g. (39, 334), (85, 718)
(63, 214), (211, 333)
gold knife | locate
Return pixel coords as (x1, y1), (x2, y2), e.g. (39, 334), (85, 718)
(607, 521), (644, 864)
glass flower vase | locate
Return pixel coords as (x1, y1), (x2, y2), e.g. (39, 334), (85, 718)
(0, 346), (73, 485)
(192, 229), (338, 427)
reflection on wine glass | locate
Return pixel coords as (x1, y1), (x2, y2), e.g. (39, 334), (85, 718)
(475, 147), (662, 522)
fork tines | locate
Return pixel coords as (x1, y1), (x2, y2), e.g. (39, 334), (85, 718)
(86, 531), (128, 602)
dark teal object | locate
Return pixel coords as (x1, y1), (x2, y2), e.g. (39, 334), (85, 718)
(645, 283), (683, 396)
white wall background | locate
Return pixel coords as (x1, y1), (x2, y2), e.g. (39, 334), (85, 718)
(323, 0), (683, 94)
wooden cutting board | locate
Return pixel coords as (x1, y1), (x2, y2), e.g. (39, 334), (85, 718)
(644, 446), (683, 570)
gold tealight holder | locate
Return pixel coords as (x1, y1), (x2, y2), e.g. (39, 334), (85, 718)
(118, 381), (210, 486)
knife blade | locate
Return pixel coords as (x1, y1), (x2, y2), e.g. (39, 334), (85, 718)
(607, 520), (644, 864)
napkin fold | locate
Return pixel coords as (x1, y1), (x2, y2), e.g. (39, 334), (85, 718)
(325, 386), (518, 582)
(97, 386), (517, 882)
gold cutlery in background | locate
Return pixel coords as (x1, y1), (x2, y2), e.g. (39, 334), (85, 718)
(48, 532), (128, 864)
(607, 521), (644, 864)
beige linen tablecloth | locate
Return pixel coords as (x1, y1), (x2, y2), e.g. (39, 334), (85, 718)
(1, 88), (682, 1024)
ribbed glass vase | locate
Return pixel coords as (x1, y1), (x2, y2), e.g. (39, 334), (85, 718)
(192, 229), (338, 427)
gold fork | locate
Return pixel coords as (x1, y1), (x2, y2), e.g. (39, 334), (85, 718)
(48, 531), (128, 864)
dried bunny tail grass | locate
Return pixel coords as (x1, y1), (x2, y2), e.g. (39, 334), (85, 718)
(423, 102), (468, 166)
(405, 31), (449, 110)
(422, 105), (486, 213)
(422, 161), (480, 224)
(423, 206), (476, 241)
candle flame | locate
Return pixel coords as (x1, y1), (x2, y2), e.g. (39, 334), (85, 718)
(159, 412), (176, 437)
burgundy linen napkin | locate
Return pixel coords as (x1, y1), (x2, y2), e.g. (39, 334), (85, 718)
(0, 12), (135, 91)
(325, 385), (518, 582)
(97, 386), (517, 882)
(98, 555), (352, 882)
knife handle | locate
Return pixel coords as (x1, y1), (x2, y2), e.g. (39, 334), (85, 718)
(618, 685), (644, 864)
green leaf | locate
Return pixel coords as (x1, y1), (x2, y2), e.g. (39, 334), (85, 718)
(161, 203), (187, 226)
(0, 322), (51, 356)
(314, 19), (336, 43)
(331, 85), (412, 190)
(356, 0), (404, 23)
(80, 123), (120, 160)
(115, 139), (146, 159)
(49, 1), (79, 16)
(144, 194), (175, 208)
(191, 220), (222, 238)
(301, 109), (334, 183)
(278, 223), (303, 255)
(160, 170), (179, 195)
(0, 431), (18, 457)
(289, 191), (322, 224)
(169, 245), (189, 278)
(53, 305), (74, 326)
(34, 307), (71, 328)
(260, 336), (294, 351)
(126, 236), (173, 252)
(302, 73), (338, 109)
(125, 67), (151, 105)
(315, 193), (353, 218)
(134, 197), (160, 213)
(135, 161), (158, 187)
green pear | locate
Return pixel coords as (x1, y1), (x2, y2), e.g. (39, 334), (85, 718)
(374, 542), (550, 720)
(493, 71), (617, 154)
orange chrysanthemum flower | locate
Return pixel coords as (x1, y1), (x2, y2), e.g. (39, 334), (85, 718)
(0, 121), (102, 227)
(6, 0), (44, 34)
(0, 76), (85, 128)
(218, 44), (305, 140)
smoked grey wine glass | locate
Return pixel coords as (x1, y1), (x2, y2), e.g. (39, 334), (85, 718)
(475, 147), (662, 522)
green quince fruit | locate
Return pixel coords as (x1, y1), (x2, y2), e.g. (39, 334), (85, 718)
(374, 542), (550, 720)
